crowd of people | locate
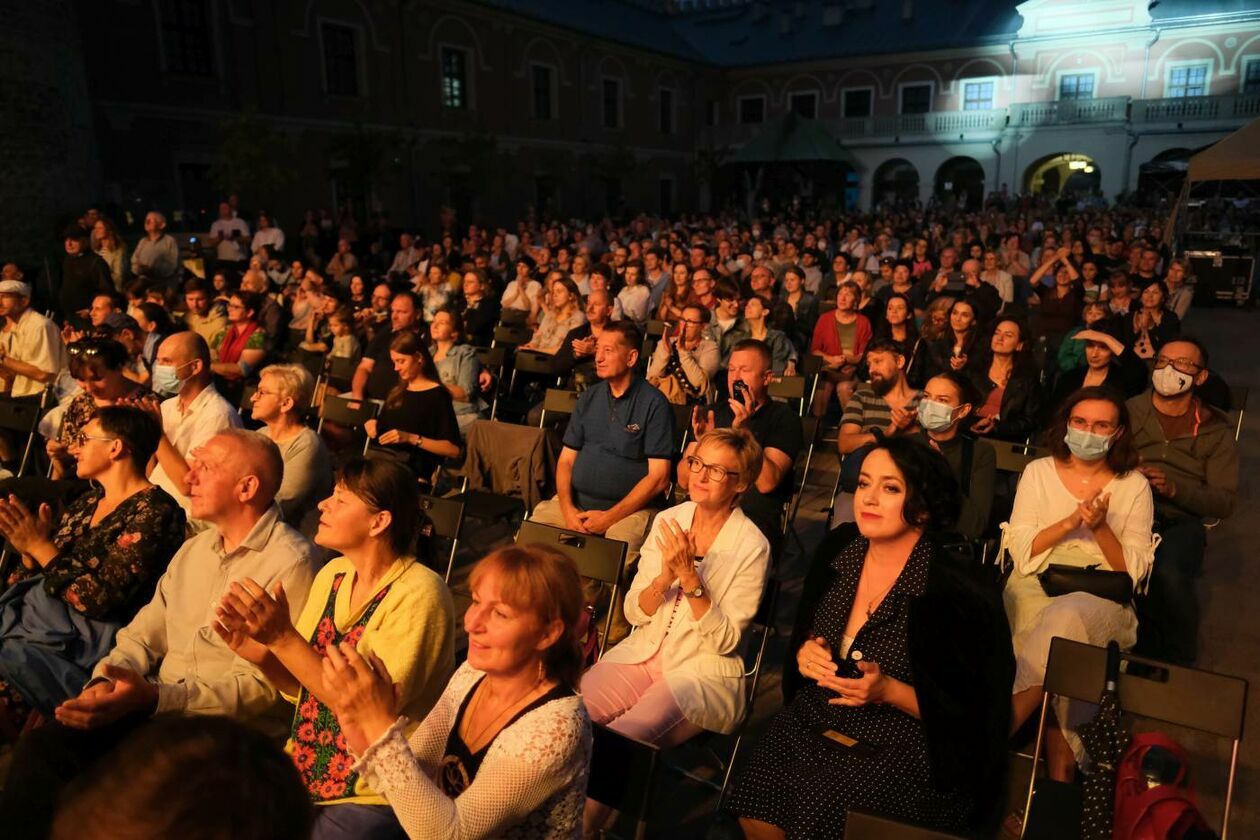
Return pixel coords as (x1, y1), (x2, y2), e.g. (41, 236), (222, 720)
(0, 189), (1241, 838)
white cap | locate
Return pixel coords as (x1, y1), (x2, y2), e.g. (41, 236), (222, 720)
(0, 280), (31, 297)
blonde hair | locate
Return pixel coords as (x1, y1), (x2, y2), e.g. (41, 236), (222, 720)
(696, 427), (763, 489)
(258, 363), (314, 410)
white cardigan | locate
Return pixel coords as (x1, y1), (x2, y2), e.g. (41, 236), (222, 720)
(598, 502), (770, 734)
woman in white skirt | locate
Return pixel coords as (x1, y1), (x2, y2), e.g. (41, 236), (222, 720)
(1002, 387), (1158, 781)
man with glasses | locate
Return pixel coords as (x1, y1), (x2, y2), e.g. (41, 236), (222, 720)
(1127, 338), (1238, 665)
(680, 339), (801, 547)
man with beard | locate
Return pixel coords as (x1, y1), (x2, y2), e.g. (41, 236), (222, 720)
(836, 338), (922, 491)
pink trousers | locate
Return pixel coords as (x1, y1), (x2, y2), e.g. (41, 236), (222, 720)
(580, 650), (703, 748)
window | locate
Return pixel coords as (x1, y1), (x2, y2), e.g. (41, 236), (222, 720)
(159, 0), (214, 77)
(321, 22), (359, 96)
(660, 177), (674, 216)
(843, 88), (872, 118)
(531, 64), (555, 120)
(1167, 63), (1209, 98)
(602, 78), (622, 129)
(962, 80), (994, 110)
(1243, 59), (1260, 95)
(789, 91), (818, 119)
(659, 88), (675, 134)
(441, 48), (468, 109)
(900, 83), (932, 114)
(738, 95), (765, 124)
(1059, 72), (1095, 100)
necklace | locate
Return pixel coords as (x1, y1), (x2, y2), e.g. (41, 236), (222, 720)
(859, 549), (902, 619)
(463, 672), (543, 752)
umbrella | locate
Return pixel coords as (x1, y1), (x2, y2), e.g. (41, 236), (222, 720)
(1077, 641), (1128, 840)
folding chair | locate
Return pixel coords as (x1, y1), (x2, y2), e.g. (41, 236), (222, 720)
(292, 349), (326, 380)
(645, 319), (668, 340)
(0, 397), (46, 477)
(783, 415), (821, 535)
(476, 346), (506, 420)
(326, 355), (358, 391)
(587, 724), (661, 840)
(991, 440), (1044, 475)
(492, 323), (532, 348)
(509, 349), (564, 394)
(1021, 638), (1248, 840)
(499, 308), (528, 326)
(767, 375), (807, 414)
(800, 353), (823, 416)
(419, 494), (465, 583)
(671, 402), (694, 454)
(538, 388), (578, 429)
(316, 394), (381, 456)
(846, 810), (967, 840)
(515, 520), (626, 660)
(1228, 384), (1247, 442)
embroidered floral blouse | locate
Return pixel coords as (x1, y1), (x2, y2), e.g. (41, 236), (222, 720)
(38, 485), (187, 622)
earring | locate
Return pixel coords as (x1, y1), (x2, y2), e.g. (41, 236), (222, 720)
(536, 659), (545, 686)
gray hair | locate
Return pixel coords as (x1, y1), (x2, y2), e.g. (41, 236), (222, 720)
(258, 363), (315, 411)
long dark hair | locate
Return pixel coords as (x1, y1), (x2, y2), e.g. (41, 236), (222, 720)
(873, 292), (919, 348)
(974, 317), (1037, 380)
(1044, 386), (1139, 475)
(337, 457), (426, 559)
(384, 330), (441, 409)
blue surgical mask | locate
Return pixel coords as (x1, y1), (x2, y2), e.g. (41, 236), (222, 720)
(150, 363), (185, 396)
(1064, 427), (1114, 461)
(916, 399), (957, 432)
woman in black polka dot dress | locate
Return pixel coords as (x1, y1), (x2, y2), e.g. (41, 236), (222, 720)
(728, 439), (1014, 839)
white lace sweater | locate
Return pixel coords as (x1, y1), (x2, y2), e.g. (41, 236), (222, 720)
(353, 663), (592, 839)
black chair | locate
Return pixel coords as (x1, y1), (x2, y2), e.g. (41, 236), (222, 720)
(476, 346), (507, 420)
(419, 494), (465, 583)
(587, 724), (661, 840)
(515, 520), (626, 660)
(326, 354), (359, 391)
(1227, 384), (1247, 442)
(316, 394), (381, 456)
(538, 388), (578, 429)
(845, 809), (968, 839)
(1021, 638), (1248, 839)
(0, 396), (46, 477)
(767, 375), (807, 414)
(492, 323), (532, 348)
(509, 349), (565, 394)
(499, 308), (528, 326)
(783, 415), (820, 536)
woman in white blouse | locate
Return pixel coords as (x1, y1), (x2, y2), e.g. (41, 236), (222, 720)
(581, 428), (771, 834)
(520, 278), (586, 356)
(320, 544), (591, 840)
(1002, 387), (1158, 781)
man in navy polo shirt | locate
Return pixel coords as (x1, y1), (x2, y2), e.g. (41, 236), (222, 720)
(530, 320), (674, 564)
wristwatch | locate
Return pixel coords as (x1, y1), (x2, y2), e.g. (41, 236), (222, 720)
(684, 581), (705, 599)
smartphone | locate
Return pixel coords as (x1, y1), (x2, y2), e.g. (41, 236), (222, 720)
(732, 379), (748, 402)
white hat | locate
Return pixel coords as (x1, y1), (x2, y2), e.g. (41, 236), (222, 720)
(0, 280), (31, 297)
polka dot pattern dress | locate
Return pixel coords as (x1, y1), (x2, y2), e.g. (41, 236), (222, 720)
(726, 534), (973, 839)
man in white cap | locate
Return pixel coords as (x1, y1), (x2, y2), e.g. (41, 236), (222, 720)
(0, 279), (65, 400)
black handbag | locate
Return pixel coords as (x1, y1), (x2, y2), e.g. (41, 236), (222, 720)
(1038, 563), (1133, 605)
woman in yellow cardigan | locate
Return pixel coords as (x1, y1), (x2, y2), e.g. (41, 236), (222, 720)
(214, 457), (456, 839)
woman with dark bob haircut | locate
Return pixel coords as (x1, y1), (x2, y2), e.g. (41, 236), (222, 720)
(728, 438), (1014, 839)
(1004, 387), (1156, 783)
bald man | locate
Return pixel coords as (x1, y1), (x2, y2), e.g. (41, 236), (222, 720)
(131, 331), (241, 517)
(0, 429), (317, 839)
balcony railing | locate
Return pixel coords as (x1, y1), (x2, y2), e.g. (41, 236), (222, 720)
(1009, 96), (1130, 127)
(834, 108), (1007, 139)
(1132, 93), (1260, 123)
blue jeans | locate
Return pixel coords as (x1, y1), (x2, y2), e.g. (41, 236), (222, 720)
(312, 803), (407, 840)
(1135, 516), (1206, 666)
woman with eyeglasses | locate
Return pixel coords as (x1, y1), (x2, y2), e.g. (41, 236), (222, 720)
(1004, 388), (1157, 783)
(580, 428), (770, 835)
(0, 406), (186, 742)
(47, 339), (152, 481)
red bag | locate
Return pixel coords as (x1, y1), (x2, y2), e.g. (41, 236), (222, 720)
(1113, 732), (1212, 840)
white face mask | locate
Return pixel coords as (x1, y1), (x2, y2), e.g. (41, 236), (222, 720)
(1152, 364), (1194, 397)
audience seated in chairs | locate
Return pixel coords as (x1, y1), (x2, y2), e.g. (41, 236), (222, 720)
(727, 438), (1013, 839)
(1129, 338), (1239, 666)
(1049, 328), (1148, 413)
(430, 308), (486, 436)
(583, 428), (770, 835)
(362, 331), (461, 487)
(810, 282), (872, 418)
(912, 372), (995, 541)
(0, 406), (186, 742)
(924, 297), (981, 380)
(646, 302), (720, 407)
(521, 276), (586, 356)
(0, 277), (65, 402)
(0, 429), (317, 840)
(967, 318), (1043, 443)
(456, 268), (500, 348)
(556, 289), (618, 388)
(252, 363), (333, 540)
(1004, 388), (1158, 781)
(351, 290), (422, 405)
(319, 544), (591, 839)
(214, 457), (456, 839)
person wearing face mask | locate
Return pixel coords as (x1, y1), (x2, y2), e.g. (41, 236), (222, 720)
(913, 373), (994, 541)
(1004, 388), (1157, 782)
(1127, 338), (1238, 666)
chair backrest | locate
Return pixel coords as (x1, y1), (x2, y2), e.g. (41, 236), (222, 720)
(499, 308), (528, 325)
(845, 810), (968, 840)
(768, 375), (806, 403)
(645, 319), (668, 339)
(1044, 638), (1247, 740)
(0, 398), (42, 434)
(800, 352), (823, 378)
(319, 394), (380, 430)
(671, 402), (693, 453)
(476, 345), (506, 372)
(514, 350), (563, 376)
(419, 494), (464, 541)
(515, 519), (625, 586)
(292, 349), (326, 379)
(586, 724), (661, 827)
(991, 440), (1042, 475)
(540, 389), (579, 425)
(493, 323), (532, 347)
(327, 354), (359, 384)
(1228, 384), (1247, 441)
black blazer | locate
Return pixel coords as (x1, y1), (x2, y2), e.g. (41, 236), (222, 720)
(785, 524), (1015, 834)
(968, 367), (1043, 443)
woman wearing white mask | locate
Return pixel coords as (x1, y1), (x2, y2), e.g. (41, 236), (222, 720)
(1002, 387), (1157, 782)
(912, 372), (995, 540)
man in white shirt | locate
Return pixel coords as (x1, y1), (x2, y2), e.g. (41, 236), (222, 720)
(139, 331), (242, 516)
(387, 232), (422, 282)
(249, 211), (285, 256)
(208, 201), (250, 264)
(0, 429), (317, 839)
(130, 211), (182, 289)
(0, 280), (65, 399)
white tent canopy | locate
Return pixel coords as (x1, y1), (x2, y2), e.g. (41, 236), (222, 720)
(1187, 117), (1260, 183)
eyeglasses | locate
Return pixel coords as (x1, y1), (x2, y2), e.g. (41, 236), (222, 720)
(73, 432), (116, 448)
(684, 455), (734, 483)
(1068, 417), (1117, 435)
(67, 340), (106, 357)
(681, 318), (706, 326)
(1154, 356), (1202, 375)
